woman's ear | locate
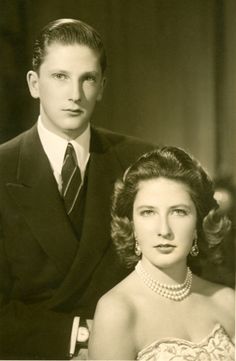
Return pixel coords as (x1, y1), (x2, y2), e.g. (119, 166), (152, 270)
(26, 71), (40, 99)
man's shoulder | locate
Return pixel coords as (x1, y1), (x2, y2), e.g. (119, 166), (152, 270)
(0, 126), (37, 172)
(0, 127), (34, 153)
(94, 126), (152, 145)
(93, 126), (156, 163)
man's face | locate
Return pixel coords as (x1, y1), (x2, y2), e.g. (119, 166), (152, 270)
(27, 42), (106, 139)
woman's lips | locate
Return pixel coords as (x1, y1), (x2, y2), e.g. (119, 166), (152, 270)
(155, 244), (176, 253)
(156, 244), (176, 248)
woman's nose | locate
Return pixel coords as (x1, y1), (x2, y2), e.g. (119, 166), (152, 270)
(157, 215), (172, 238)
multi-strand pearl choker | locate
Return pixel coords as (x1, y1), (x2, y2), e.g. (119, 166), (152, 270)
(135, 261), (192, 301)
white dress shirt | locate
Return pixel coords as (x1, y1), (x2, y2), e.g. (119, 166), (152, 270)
(37, 117), (90, 193)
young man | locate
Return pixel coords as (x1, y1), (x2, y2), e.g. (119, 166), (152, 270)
(0, 19), (154, 359)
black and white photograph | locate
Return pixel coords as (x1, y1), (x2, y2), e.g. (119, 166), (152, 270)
(0, 1), (235, 359)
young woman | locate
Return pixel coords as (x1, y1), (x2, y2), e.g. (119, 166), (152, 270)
(88, 147), (235, 360)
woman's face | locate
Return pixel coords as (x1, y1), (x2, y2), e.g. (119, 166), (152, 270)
(132, 177), (197, 269)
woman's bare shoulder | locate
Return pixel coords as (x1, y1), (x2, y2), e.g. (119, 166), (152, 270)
(89, 273), (138, 359)
(194, 275), (235, 329)
(194, 275), (235, 299)
(210, 282), (235, 311)
(94, 271), (137, 324)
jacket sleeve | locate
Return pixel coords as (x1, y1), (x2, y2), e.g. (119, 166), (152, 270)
(0, 230), (74, 360)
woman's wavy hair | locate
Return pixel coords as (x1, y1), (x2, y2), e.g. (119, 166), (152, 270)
(111, 147), (231, 270)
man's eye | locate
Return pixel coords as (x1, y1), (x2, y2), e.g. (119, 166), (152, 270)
(53, 73), (67, 80)
(85, 75), (96, 82)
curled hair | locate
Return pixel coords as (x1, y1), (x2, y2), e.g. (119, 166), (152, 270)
(32, 18), (107, 73)
(111, 147), (231, 269)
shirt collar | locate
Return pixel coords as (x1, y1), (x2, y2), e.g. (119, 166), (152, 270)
(37, 116), (90, 175)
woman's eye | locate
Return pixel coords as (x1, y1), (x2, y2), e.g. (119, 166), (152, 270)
(140, 210), (155, 216)
(172, 209), (188, 216)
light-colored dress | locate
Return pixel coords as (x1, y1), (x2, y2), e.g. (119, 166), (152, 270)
(137, 324), (235, 361)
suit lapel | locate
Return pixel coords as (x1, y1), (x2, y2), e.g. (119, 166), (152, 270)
(71, 144), (122, 275)
(6, 126), (78, 278)
(47, 127), (124, 307)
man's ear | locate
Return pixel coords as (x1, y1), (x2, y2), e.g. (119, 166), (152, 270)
(26, 71), (40, 99)
(96, 76), (106, 102)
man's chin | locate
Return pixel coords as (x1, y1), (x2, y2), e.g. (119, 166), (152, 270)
(63, 122), (89, 138)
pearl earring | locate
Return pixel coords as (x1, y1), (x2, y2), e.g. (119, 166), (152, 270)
(134, 240), (142, 257)
(190, 234), (199, 257)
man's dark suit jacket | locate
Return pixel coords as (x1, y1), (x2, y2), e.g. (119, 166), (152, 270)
(0, 124), (154, 359)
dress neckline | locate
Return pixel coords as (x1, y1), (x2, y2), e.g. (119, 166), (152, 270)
(137, 323), (233, 359)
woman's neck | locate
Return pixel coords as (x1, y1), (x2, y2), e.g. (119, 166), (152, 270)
(140, 258), (188, 285)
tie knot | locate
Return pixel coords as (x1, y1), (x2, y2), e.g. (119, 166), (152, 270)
(64, 143), (77, 166)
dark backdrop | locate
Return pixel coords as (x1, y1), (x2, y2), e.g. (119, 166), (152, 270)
(0, 0), (235, 181)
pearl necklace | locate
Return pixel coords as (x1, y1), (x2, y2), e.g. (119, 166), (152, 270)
(135, 261), (192, 301)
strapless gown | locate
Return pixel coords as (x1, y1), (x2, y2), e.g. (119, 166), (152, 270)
(137, 324), (234, 361)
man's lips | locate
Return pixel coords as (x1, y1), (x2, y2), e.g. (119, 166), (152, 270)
(63, 108), (83, 113)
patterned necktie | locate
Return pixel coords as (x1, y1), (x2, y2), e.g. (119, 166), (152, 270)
(61, 143), (82, 215)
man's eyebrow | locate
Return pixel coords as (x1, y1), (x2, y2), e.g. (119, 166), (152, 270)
(49, 69), (70, 73)
(82, 71), (100, 76)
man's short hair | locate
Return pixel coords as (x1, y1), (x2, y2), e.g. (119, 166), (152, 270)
(32, 18), (107, 74)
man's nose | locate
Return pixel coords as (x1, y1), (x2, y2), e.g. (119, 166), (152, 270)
(69, 81), (82, 102)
